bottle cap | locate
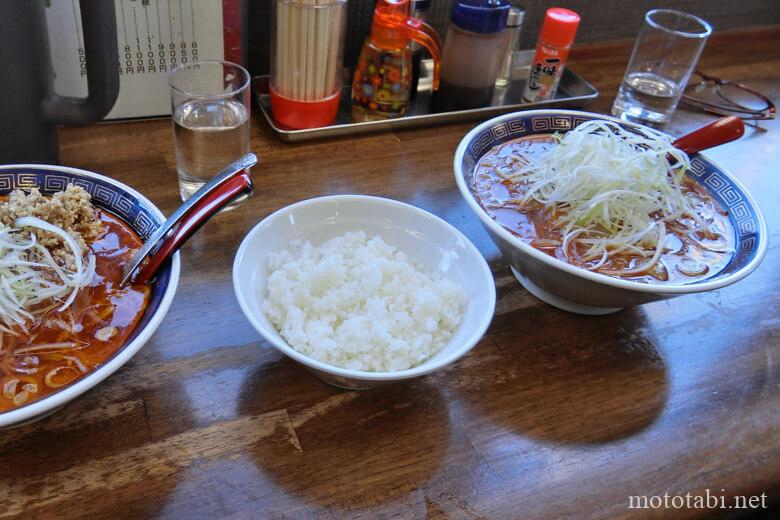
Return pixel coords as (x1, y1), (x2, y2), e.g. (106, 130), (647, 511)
(507, 6), (525, 28)
(451, 0), (510, 35)
(539, 7), (580, 47)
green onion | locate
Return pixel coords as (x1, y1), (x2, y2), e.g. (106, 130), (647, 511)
(0, 217), (95, 330)
(501, 120), (703, 276)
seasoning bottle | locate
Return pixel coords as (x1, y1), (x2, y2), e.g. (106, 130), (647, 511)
(522, 7), (580, 103)
(409, 0), (432, 101)
(495, 6), (526, 88)
(351, 0), (442, 122)
(432, 0), (511, 113)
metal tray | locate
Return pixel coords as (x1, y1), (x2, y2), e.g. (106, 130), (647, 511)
(254, 58), (599, 143)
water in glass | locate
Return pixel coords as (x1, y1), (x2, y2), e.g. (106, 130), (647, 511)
(173, 98), (250, 201)
(612, 72), (683, 125)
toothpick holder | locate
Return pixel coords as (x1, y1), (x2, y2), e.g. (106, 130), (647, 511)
(271, 0), (347, 129)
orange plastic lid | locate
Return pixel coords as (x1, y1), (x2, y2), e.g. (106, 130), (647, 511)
(372, 0), (414, 48)
(540, 7), (580, 48)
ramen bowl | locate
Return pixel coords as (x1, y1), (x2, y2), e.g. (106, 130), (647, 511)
(0, 165), (180, 428)
(454, 109), (767, 315)
(233, 195), (496, 389)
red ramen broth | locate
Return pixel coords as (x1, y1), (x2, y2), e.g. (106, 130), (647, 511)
(0, 210), (150, 411)
(474, 134), (735, 284)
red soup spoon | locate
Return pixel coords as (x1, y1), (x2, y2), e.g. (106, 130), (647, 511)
(672, 115), (745, 155)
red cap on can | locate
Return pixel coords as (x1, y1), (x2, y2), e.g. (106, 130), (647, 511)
(540, 8), (580, 47)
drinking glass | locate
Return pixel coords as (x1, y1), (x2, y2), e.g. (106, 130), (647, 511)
(168, 60), (251, 205)
(611, 9), (712, 126)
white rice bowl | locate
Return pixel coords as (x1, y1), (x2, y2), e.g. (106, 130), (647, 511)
(261, 231), (467, 372)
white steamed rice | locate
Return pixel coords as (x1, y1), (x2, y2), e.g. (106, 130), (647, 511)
(261, 231), (467, 372)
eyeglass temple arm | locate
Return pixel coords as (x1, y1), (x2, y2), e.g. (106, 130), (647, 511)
(693, 69), (721, 83)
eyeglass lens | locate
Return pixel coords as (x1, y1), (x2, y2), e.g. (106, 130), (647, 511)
(685, 73), (773, 117)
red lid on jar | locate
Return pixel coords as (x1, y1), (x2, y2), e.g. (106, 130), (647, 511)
(539, 7), (580, 47)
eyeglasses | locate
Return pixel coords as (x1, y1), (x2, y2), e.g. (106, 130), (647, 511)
(680, 69), (776, 121)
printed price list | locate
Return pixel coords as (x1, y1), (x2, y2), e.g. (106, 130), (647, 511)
(117, 0), (200, 75)
(45, 0), (224, 118)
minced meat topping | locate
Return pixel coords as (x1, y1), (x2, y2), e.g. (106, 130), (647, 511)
(0, 186), (103, 271)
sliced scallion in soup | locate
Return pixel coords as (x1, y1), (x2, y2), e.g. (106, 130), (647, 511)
(473, 121), (735, 284)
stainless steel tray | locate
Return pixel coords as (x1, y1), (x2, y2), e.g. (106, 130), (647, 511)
(254, 58), (599, 143)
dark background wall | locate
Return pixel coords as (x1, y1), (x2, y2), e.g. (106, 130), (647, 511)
(247, 0), (780, 76)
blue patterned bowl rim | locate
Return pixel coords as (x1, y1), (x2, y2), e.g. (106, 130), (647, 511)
(454, 109), (768, 294)
(0, 164), (180, 428)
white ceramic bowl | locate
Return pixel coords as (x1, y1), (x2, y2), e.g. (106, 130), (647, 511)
(454, 109), (768, 314)
(233, 195), (496, 389)
(0, 164), (180, 428)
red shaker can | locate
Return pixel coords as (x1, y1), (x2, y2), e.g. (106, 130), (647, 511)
(522, 8), (580, 103)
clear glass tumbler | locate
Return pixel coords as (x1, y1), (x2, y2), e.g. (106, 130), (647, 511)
(611, 9), (712, 126)
(168, 60), (251, 204)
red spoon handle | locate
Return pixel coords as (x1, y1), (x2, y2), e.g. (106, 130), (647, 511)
(672, 115), (745, 155)
(135, 172), (253, 284)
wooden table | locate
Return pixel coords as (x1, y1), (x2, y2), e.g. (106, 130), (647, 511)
(2, 27), (778, 520)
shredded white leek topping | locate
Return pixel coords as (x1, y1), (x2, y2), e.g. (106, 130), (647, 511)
(0, 217), (95, 332)
(498, 120), (705, 274)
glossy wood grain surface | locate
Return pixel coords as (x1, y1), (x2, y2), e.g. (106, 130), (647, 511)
(2, 27), (779, 520)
